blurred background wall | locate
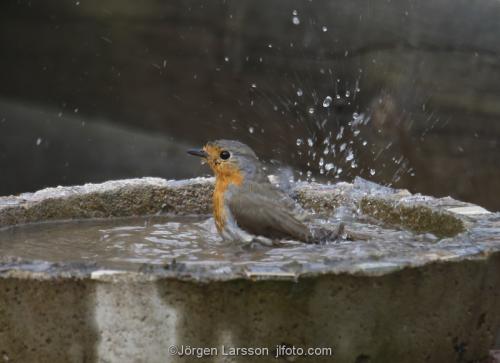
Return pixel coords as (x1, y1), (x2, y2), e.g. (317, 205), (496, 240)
(0, 0), (499, 210)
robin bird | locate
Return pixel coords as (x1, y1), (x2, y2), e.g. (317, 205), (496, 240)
(188, 140), (342, 245)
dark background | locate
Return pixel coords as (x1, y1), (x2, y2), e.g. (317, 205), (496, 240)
(1, 0), (499, 210)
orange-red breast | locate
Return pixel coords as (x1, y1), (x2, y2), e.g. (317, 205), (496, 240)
(188, 140), (340, 244)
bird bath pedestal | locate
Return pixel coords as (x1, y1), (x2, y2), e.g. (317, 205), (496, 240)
(0, 177), (499, 363)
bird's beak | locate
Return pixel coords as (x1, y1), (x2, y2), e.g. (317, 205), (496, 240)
(187, 148), (208, 158)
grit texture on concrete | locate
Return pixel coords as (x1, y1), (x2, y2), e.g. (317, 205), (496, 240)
(0, 177), (499, 363)
(0, 257), (499, 363)
(0, 279), (98, 363)
(0, 176), (473, 234)
(0, 176), (495, 280)
(0, 177), (214, 226)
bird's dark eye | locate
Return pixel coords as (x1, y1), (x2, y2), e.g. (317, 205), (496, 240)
(219, 150), (230, 160)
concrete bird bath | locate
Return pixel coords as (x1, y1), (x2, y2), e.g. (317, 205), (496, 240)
(0, 177), (499, 362)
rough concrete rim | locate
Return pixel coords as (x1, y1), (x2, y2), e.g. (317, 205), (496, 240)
(0, 177), (498, 283)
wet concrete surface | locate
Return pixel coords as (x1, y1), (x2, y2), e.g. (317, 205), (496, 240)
(1, 177), (497, 279)
(0, 178), (499, 362)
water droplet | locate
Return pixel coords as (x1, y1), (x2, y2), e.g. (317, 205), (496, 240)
(74, 108), (79, 113)
(224, 56), (229, 62)
(337, 168), (343, 174)
(325, 163), (334, 171)
(248, 126), (254, 134)
(362, 141), (368, 146)
(307, 138), (314, 147)
(345, 90), (351, 97)
(353, 130), (360, 136)
(319, 157), (324, 167)
(292, 9), (298, 15)
(322, 26), (328, 32)
(36, 138), (42, 146)
(370, 169), (376, 176)
(336, 126), (344, 140)
(308, 107), (315, 115)
(251, 83), (257, 88)
(306, 170), (312, 178)
(268, 44), (273, 48)
(292, 16), (300, 25)
(339, 143), (347, 152)
(345, 150), (354, 162)
(296, 88), (303, 97)
(352, 112), (366, 126)
(296, 138), (303, 146)
(322, 96), (332, 108)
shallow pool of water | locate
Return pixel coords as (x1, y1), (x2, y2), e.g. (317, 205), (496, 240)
(0, 211), (467, 273)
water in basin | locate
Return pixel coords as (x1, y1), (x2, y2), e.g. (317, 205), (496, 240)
(0, 210), (464, 274)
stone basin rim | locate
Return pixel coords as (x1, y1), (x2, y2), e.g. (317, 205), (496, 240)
(0, 177), (498, 282)
(0, 252), (496, 284)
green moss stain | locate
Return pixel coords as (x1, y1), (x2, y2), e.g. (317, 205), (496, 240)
(360, 197), (465, 238)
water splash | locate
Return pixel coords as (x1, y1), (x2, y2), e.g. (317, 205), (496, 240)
(322, 96), (332, 108)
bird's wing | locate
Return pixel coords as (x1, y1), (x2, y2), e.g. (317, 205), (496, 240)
(227, 182), (312, 243)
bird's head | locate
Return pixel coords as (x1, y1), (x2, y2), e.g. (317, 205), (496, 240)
(188, 140), (260, 181)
